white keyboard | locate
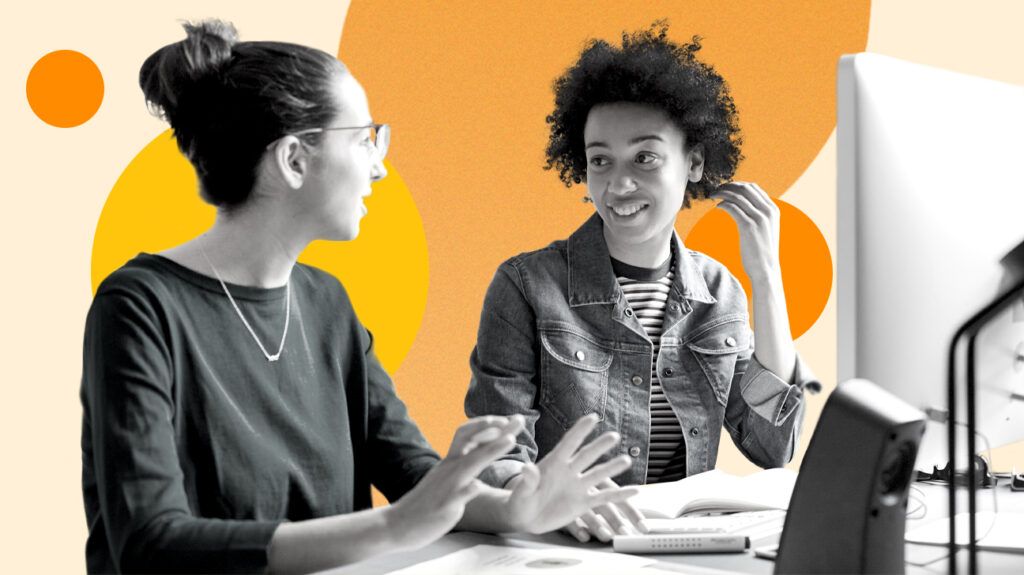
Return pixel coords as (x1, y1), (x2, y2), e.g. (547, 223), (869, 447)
(645, 510), (787, 536)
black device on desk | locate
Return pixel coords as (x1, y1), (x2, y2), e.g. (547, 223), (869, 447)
(775, 379), (926, 574)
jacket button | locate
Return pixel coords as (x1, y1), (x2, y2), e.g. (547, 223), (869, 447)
(624, 308), (634, 317)
(663, 368), (674, 377)
(631, 375), (643, 386)
(725, 336), (737, 347)
(690, 427), (700, 436)
(629, 446), (641, 457)
(670, 303), (679, 312)
(575, 350), (586, 361)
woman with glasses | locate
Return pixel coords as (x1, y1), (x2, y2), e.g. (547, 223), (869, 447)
(465, 24), (821, 543)
(80, 20), (637, 574)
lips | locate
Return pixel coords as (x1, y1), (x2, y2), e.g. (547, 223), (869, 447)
(607, 199), (650, 217)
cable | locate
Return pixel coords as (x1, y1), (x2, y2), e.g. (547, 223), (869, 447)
(906, 484), (927, 520)
(904, 425), (1000, 568)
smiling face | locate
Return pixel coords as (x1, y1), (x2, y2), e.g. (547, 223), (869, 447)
(299, 72), (387, 241)
(583, 102), (703, 266)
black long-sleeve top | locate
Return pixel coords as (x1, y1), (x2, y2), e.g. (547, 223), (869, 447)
(81, 254), (440, 573)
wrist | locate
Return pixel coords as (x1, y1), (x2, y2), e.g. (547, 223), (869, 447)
(381, 502), (414, 551)
(747, 264), (782, 288)
(498, 490), (530, 534)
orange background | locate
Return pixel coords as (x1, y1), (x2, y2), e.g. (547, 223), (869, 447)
(7, 2), (1024, 571)
(339, 0), (869, 465)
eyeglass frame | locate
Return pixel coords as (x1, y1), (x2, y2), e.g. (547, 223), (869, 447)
(265, 123), (390, 160)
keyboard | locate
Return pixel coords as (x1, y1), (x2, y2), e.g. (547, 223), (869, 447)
(645, 510), (787, 538)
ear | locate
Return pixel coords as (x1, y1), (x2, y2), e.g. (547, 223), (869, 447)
(269, 136), (311, 190)
(686, 143), (705, 183)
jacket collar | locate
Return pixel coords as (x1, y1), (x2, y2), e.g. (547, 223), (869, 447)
(567, 212), (716, 307)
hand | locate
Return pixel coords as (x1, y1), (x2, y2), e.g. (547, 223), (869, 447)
(561, 479), (648, 543)
(387, 415), (525, 550)
(712, 182), (781, 282)
(503, 414), (639, 536)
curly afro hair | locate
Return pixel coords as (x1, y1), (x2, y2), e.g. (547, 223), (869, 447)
(545, 22), (743, 207)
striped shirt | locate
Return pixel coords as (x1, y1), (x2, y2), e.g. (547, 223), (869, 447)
(611, 256), (688, 484)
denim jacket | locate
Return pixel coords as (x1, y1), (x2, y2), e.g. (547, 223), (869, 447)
(465, 213), (818, 487)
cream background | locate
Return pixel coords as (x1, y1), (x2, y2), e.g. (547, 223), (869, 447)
(2, 0), (1022, 571)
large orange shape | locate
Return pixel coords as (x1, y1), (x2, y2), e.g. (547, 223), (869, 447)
(684, 199), (832, 340)
(340, 1), (867, 451)
(26, 50), (104, 127)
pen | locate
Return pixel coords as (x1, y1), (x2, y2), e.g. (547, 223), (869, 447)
(612, 534), (750, 554)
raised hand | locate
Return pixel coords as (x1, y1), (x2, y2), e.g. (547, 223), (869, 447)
(503, 414), (639, 535)
(712, 181), (781, 282)
(387, 415), (524, 550)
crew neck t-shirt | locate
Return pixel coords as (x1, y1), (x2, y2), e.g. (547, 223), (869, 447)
(81, 253), (439, 573)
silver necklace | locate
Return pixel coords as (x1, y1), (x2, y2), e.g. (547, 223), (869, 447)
(199, 241), (291, 362)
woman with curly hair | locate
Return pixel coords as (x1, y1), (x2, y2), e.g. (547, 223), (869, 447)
(465, 23), (819, 543)
(80, 19), (641, 574)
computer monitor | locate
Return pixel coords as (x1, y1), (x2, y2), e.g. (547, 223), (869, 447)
(837, 53), (1024, 471)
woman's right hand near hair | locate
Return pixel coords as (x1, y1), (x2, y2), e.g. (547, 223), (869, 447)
(385, 415), (525, 550)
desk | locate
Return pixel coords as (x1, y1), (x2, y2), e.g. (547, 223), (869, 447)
(326, 482), (1024, 574)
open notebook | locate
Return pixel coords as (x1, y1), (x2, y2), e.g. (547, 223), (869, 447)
(628, 468), (798, 519)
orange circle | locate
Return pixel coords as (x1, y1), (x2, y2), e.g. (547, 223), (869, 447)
(26, 50), (104, 127)
(684, 199), (832, 340)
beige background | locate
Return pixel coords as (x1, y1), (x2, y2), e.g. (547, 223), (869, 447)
(2, 0), (1022, 571)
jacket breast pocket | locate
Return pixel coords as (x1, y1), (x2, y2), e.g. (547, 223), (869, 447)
(686, 319), (749, 407)
(539, 328), (613, 430)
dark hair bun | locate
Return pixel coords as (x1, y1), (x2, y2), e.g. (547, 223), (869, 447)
(136, 19), (342, 208)
(139, 20), (238, 122)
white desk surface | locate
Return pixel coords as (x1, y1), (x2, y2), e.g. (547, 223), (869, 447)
(324, 482), (1024, 574)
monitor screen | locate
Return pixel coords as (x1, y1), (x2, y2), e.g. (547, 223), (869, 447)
(837, 53), (1024, 470)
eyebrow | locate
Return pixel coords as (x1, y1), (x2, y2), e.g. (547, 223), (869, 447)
(585, 135), (665, 149)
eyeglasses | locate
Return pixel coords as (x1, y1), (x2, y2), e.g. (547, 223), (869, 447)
(295, 123), (390, 160)
(268, 123), (391, 160)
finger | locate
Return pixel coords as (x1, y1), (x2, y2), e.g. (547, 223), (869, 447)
(568, 431), (620, 473)
(455, 478), (485, 502)
(595, 502), (634, 535)
(589, 486), (641, 508)
(714, 188), (763, 222)
(717, 199), (756, 228)
(565, 518), (591, 543)
(449, 416), (509, 455)
(457, 427), (505, 457)
(508, 462), (541, 503)
(546, 413), (599, 461)
(717, 181), (772, 210)
(497, 414), (526, 438)
(613, 500), (648, 533)
(580, 510), (615, 543)
(749, 182), (774, 206)
(596, 479), (648, 533)
(451, 433), (517, 478)
(580, 454), (632, 487)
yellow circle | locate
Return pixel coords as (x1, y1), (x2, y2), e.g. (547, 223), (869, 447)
(26, 50), (104, 127)
(91, 130), (429, 373)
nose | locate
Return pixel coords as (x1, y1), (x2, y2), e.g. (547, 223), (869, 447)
(607, 168), (638, 195)
(370, 156), (388, 183)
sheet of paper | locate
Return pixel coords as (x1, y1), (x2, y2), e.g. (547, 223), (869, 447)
(386, 544), (657, 575)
